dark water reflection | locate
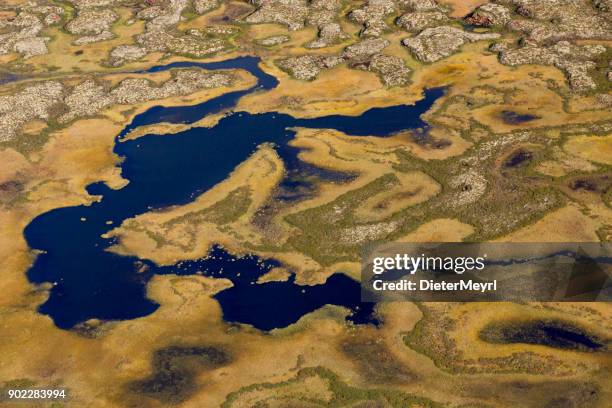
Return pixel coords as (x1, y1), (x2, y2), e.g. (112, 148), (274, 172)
(24, 57), (444, 330)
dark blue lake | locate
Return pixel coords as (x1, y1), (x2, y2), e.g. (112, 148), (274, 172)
(24, 56), (444, 330)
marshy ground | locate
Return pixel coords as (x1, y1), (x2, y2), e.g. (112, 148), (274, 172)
(0, 0), (611, 407)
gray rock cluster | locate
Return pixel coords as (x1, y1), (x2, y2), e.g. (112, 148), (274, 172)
(0, 2), (64, 59)
(246, 0), (308, 31)
(396, 0), (448, 32)
(65, 1), (118, 45)
(464, 3), (512, 27)
(305, 0), (349, 48)
(109, 0), (230, 66)
(257, 35), (290, 46)
(193, 0), (220, 14)
(195, 25), (238, 36)
(0, 81), (63, 142)
(276, 54), (344, 80)
(109, 44), (148, 66)
(494, 40), (607, 91)
(364, 53), (412, 86)
(464, 1), (612, 44)
(139, 0), (188, 31)
(22, 1), (64, 25)
(61, 69), (234, 122)
(137, 30), (227, 57)
(0, 68), (234, 141)
(463, 0), (612, 92)
(245, 0), (348, 48)
(277, 37), (411, 86)
(342, 37), (390, 60)
(278, 38), (391, 80)
(402, 26), (500, 63)
(348, 0), (396, 37)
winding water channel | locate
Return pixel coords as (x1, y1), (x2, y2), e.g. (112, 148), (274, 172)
(24, 56), (444, 330)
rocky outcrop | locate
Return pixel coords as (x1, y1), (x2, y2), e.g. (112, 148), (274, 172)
(348, 0), (396, 37)
(193, 0), (220, 14)
(141, 0), (189, 31)
(109, 0), (230, 66)
(245, 0), (348, 48)
(64, 0), (119, 45)
(454, 0), (612, 93)
(464, 3), (512, 27)
(0, 11), (51, 58)
(0, 64), (235, 141)
(257, 35), (290, 46)
(398, 0), (440, 11)
(68, 0), (121, 7)
(278, 37), (411, 86)
(494, 40), (607, 91)
(137, 30), (227, 57)
(306, 0), (348, 48)
(0, 82), (64, 142)
(396, 0), (448, 32)
(499, 0), (612, 44)
(277, 54), (343, 80)
(65, 8), (117, 36)
(108, 45), (148, 66)
(245, 0), (308, 31)
(60, 69), (234, 122)
(396, 10), (447, 32)
(344, 40), (412, 86)
(22, 2), (64, 26)
(73, 30), (115, 45)
(278, 38), (390, 80)
(365, 54), (412, 86)
(342, 37), (390, 60)
(402, 26), (500, 63)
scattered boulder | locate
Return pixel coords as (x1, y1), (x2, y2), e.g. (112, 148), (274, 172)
(594, 0), (611, 12)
